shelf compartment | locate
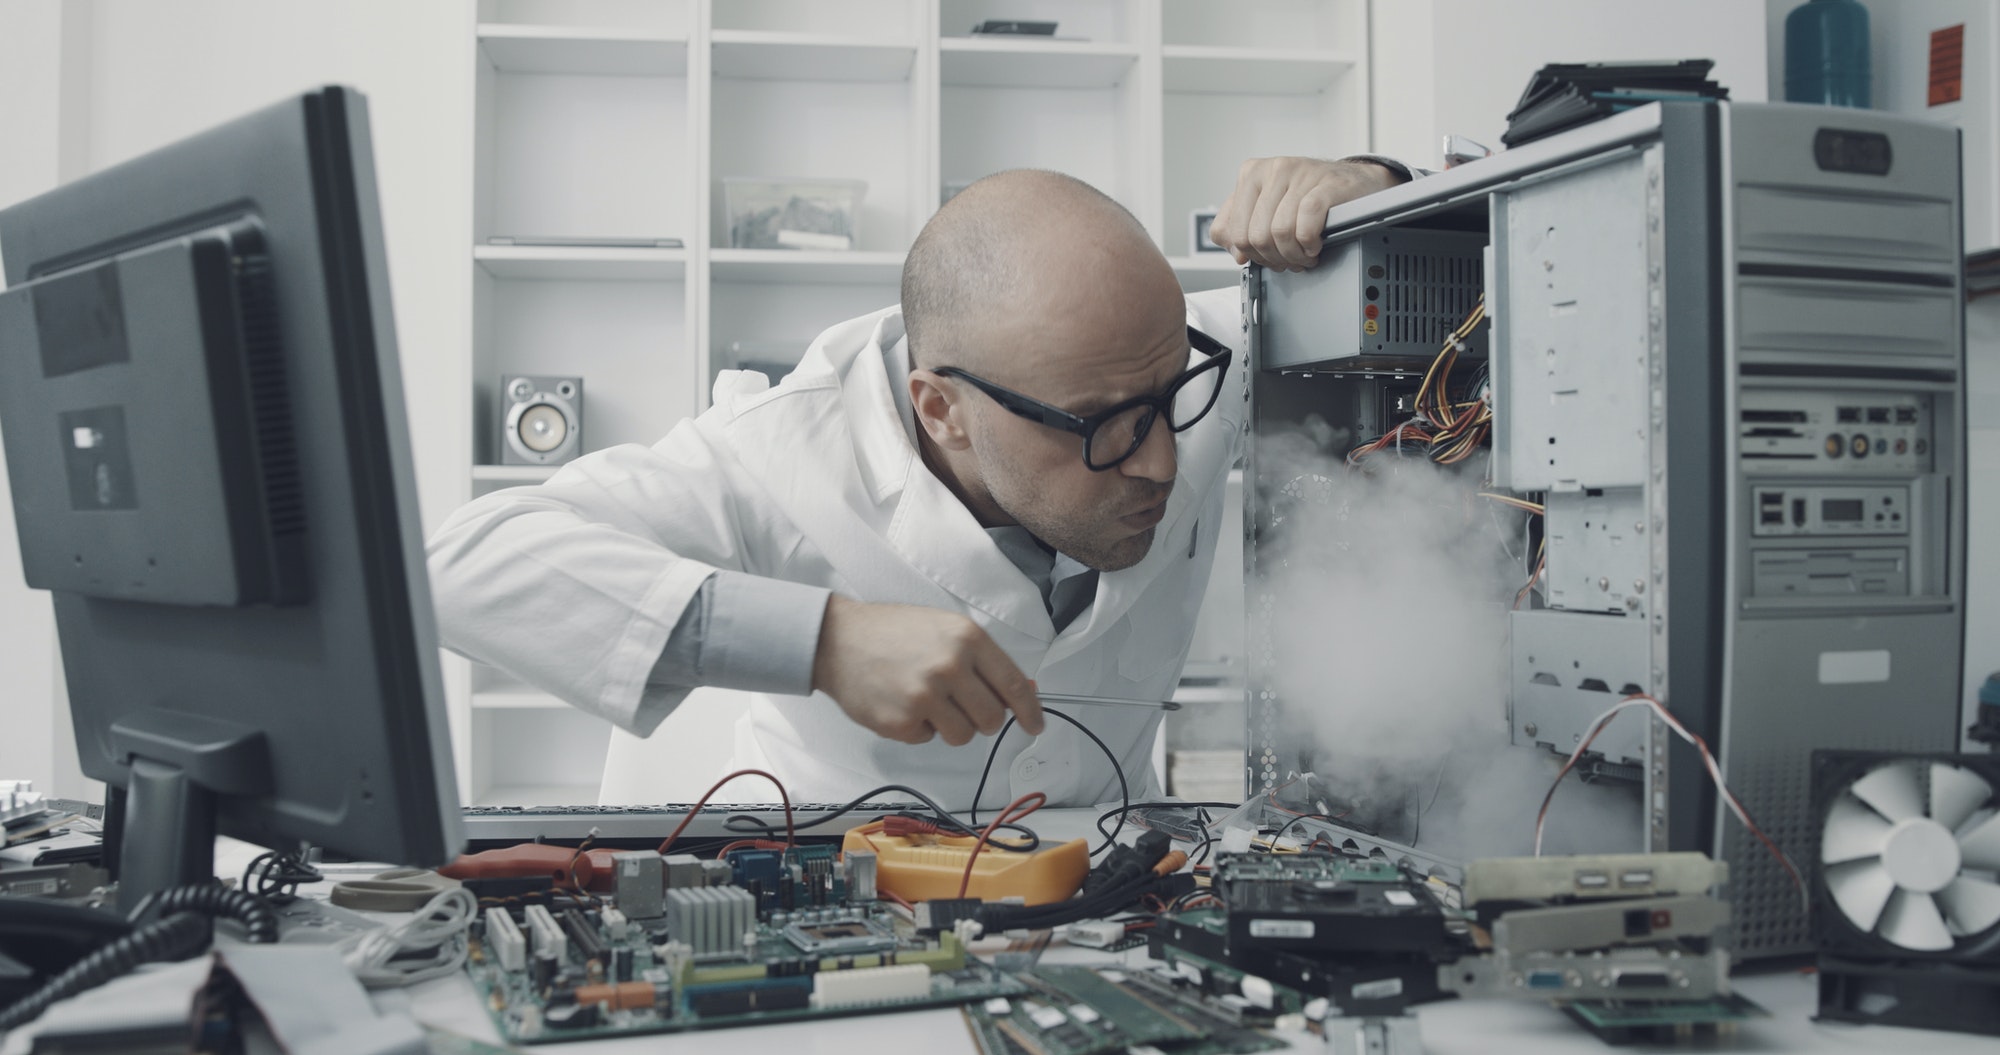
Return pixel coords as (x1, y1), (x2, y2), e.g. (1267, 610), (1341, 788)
(1161, 0), (1355, 52)
(1161, 45), (1355, 95)
(709, 249), (905, 285)
(472, 273), (693, 460)
(477, 24), (689, 76)
(940, 80), (1141, 220)
(941, 0), (1135, 45)
(710, 31), (917, 82)
(940, 37), (1140, 89)
(477, 59), (690, 246)
(474, 245), (688, 280)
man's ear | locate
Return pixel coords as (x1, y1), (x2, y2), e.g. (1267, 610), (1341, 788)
(909, 370), (973, 452)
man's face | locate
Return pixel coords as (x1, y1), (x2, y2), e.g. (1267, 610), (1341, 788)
(965, 310), (1191, 572)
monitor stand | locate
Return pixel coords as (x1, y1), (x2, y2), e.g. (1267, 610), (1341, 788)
(106, 709), (271, 912)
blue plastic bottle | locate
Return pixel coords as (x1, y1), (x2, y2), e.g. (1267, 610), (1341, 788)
(1785, 0), (1872, 108)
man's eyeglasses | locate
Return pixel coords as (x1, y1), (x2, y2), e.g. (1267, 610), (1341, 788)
(934, 327), (1231, 471)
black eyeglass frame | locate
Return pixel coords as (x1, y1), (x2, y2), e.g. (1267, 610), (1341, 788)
(933, 326), (1232, 471)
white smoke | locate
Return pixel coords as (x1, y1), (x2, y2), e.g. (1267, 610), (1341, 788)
(1253, 418), (1640, 860)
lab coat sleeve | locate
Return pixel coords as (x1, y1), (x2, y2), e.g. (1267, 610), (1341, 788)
(654, 569), (829, 697)
(426, 417), (817, 736)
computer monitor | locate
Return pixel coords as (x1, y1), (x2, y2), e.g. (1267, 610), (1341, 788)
(0, 86), (461, 908)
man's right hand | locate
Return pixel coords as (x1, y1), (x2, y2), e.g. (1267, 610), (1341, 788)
(810, 595), (1046, 746)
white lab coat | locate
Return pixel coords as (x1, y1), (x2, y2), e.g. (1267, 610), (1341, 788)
(427, 286), (1246, 810)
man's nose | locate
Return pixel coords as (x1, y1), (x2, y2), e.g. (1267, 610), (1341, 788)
(1119, 416), (1177, 485)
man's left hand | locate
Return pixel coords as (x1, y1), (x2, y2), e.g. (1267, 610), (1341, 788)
(1209, 157), (1404, 272)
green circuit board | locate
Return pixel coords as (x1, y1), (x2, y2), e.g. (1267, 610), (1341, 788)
(466, 902), (1024, 1044)
(958, 964), (1287, 1055)
(1561, 992), (1768, 1044)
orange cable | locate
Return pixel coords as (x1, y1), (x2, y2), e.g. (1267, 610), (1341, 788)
(957, 792), (1046, 899)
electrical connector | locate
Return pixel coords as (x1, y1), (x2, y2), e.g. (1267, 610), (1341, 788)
(809, 963), (930, 1009)
(521, 904), (566, 962)
(1082, 830), (1172, 896)
(484, 907), (526, 972)
(599, 906), (629, 942)
(914, 897), (983, 934)
(1064, 919), (1127, 948)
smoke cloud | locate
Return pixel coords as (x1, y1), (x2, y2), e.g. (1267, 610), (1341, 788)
(1253, 418), (1639, 860)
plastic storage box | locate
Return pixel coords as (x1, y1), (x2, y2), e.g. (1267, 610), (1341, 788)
(724, 177), (866, 251)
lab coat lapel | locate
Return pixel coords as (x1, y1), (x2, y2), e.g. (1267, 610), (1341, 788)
(833, 311), (916, 505)
(887, 460), (1056, 642)
(836, 311), (1054, 642)
(1042, 474), (1195, 665)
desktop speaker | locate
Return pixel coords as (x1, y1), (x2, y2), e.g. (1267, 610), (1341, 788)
(499, 375), (583, 465)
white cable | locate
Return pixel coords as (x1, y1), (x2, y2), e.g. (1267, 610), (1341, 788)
(341, 886), (478, 989)
(1532, 695), (1807, 910)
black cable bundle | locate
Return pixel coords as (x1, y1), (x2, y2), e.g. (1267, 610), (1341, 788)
(976, 829), (1191, 932)
(0, 911), (209, 1032)
(0, 883), (278, 1033)
(977, 872), (1198, 932)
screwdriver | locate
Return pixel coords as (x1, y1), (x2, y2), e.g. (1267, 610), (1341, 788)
(1037, 691), (1182, 712)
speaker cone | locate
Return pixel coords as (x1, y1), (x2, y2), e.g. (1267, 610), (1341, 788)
(516, 403), (568, 453)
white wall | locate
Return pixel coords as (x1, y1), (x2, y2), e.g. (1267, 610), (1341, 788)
(1372, 0), (1767, 168)
(0, 1), (70, 795)
(77, 0), (473, 544)
(0, 0), (475, 796)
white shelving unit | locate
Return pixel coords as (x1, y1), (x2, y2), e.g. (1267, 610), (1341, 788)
(454, 0), (1369, 805)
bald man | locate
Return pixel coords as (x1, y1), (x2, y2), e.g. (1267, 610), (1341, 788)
(428, 158), (1403, 809)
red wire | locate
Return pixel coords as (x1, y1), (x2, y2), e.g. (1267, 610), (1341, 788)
(958, 792), (1046, 899)
(1513, 550), (1546, 610)
(1535, 694), (1805, 898)
(655, 769), (796, 855)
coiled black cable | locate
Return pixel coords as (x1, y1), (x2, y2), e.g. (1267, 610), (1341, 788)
(0, 882), (281, 1033)
(138, 883), (279, 943)
(0, 911), (210, 1032)
(242, 850), (321, 906)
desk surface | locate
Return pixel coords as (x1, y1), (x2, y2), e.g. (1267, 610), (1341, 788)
(338, 811), (1989, 1055)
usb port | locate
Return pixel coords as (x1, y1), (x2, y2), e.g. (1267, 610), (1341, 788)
(1575, 871), (1610, 890)
(1867, 407), (1890, 423)
(1619, 870), (1654, 888)
(1792, 499), (1806, 527)
(1837, 406), (1862, 423)
(1895, 407), (1917, 424)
